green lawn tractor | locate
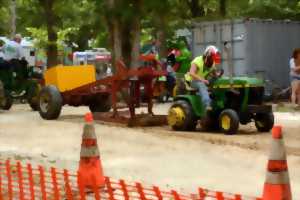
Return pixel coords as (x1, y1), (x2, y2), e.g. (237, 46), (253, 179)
(167, 77), (274, 135)
(0, 60), (42, 111)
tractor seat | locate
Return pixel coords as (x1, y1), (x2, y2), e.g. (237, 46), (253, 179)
(184, 81), (198, 94)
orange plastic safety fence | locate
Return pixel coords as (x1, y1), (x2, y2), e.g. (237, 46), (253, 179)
(0, 160), (261, 200)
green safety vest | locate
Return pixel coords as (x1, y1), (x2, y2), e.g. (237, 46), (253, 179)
(185, 56), (213, 82)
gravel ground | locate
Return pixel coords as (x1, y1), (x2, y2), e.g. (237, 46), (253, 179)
(0, 104), (299, 198)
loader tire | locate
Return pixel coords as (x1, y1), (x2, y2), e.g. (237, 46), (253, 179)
(39, 85), (62, 120)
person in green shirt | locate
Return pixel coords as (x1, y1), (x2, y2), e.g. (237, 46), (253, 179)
(185, 46), (221, 110)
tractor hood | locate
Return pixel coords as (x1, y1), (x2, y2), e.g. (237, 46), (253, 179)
(213, 76), (264, 89)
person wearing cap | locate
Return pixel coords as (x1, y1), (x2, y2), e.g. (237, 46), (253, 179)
(184, 46), (221, 110)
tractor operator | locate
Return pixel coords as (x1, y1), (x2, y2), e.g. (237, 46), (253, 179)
(184, 45), (221, 110)
(2, 34), (25, 68)
(0, 40), (4, 101)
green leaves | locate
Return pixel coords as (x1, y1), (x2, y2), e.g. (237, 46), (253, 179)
(2, 0), (300, 57)
(26, 27), (79, 50)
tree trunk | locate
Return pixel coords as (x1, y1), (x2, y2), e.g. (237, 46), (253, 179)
(39, 0), (58, 68)
(220, 0), (227, 17)
(121, 24), (132, 67)
(130, 12), (141, 68)
(188, 0), (205, 18)
(129, 0), (142, 69)
(105, 0), (143, 69)
(10, 0), (16, 37)
(106, 0), (122, 71)
(112, 19), (122, 62)
(156, 17), (167, 59)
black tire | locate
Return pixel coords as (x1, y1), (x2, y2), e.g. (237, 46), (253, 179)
(38, 85), (62, 120)
(168, 100), (197, 131)
(27, 82), (41, 111)
(0, 91), (13, 110)
(89, 94), (111, 113)
(219, 109), (239, 135)
(255, 112), (274, 132)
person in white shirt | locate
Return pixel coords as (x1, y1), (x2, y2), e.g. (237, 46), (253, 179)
(0, 39), (4, 61)
(3, 34), (23, 61)
(290, 48), (300, 105)
(0, 40), (5, 100)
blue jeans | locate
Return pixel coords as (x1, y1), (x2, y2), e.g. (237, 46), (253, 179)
(291, 75), (300, 81)
(190, 80), (211, 108)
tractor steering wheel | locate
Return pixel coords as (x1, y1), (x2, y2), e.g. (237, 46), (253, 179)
(208, 69), (224, 86)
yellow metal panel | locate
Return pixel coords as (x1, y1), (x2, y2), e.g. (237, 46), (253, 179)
(44, 65), (96, 92)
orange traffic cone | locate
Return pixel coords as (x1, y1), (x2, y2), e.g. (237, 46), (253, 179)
(78, 113), (105, 189)
(262, 126), (292, 200)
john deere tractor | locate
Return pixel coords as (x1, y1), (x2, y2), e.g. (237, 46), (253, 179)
(0, 60), (41, 111)
(167, 76), (274, 135)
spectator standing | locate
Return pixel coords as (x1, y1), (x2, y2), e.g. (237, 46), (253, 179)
(290, 48), (300, 105)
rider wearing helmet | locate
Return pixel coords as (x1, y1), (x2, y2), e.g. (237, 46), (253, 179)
(184, 45), (221, 110)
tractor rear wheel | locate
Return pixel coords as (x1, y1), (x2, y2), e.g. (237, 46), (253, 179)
(39, 85), (62, 120)
(255, 112), (274, 132)
(168, 100), (197, 131)
(89, 94), (112, 113)
(219, 109), (239, 135)
(0, 91), (13, 110)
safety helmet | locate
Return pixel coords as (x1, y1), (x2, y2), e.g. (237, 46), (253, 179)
(203, 45), (221, 65)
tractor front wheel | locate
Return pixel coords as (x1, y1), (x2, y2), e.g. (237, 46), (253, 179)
(38, 85), (63, 120)
(255, 113), (274, 132)
(167, 100), (197, 131)
(219, 109), (239, 135)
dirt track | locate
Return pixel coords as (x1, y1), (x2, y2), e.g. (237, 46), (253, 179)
(0, 103), (299, 198)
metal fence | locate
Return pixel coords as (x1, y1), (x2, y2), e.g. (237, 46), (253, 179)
(191, 19), (300, 89)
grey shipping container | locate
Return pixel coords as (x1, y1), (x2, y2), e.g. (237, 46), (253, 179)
(191, 19), (300, 90)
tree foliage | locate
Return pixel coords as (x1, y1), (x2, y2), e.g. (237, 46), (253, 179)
(2, 0), (300, 67)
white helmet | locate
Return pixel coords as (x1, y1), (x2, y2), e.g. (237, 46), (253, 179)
(203, 45), (221, 64)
